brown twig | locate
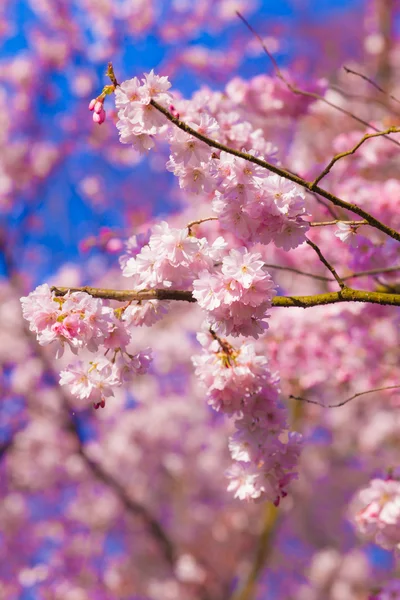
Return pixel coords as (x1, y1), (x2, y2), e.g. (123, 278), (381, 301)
(343, 65), (400, 106)
(51, 286), (197, 303)
(343, 265), (400, 280)
(149, 98), (400, 243)
(51, 285), (400, 308)
(187, 216), (218, 234)
(306, 239), (345, 289)
(235, 11), (400, 148)
(290, 384), (400, 408)
(310, 220), (367, 228)
(263, 263), (333, 282)
(0, 237), (178, 571)
(311, 127), (400, 188)
(71, 421), (176, 565)
(264, 263), (400, 284)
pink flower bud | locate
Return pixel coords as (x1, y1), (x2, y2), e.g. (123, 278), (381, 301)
(93, 108), (106, 124)
(94, 100), (103, 114)
(88, 98), (96, 111)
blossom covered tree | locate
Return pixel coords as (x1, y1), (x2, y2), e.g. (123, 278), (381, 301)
(2, 0), (400, 598)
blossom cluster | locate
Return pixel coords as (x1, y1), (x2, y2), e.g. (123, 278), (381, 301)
(115, 70), (173, 153)
(121, 222), (276, 337)
(20, 284), (151, 408)
(193, 332), (302, 504)
(115, 71), (311, 251)
(351, 477), (400, 551)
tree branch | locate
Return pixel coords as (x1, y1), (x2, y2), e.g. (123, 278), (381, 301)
(150, 99), (400, 243)
(311, 127), (400, 188)
(51, 286), (400, 308)
(343, 65), (400, 106)
(235, 11), (400, 148)
(263, 263), (333, 282)
(344, 265), (400, 280)
(69, 415), (176, 566)
(306, 239), (345, 288)
(310, 220), (367, 228)
(290, 384), (400, 408)
(263, 263), (400, 284)
(0, 234), (178, 571)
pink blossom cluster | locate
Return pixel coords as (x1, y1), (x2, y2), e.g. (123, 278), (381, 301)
(120, 222), (276, 337)
(116, 71), (311, 251)
(193, 332), (302, 504)
(9, 0), (400, 597)
(121, 220), (226, 290)
(193, 247), (276, 338)
(20, 284), (151, 408)
(115, 70), (173, 153)
(351, 477), (400, 551)
(211, 158), (310, 250)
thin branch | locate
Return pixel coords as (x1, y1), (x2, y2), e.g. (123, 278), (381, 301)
(343, 65), (400, 106)
(106, 61), (119, 87)
(310, 220), (367, 228)
(235, 11), (400, 148)
(149, 98), (400, 243)
(372, 275), (399, 293)
(51, 286), (197, 303)
(290, 384), (400, 408)
(263, 263), (333, 282)
(70, 417), (176, 565)
(0, 238), (178, 571)
(187, 216), (218, 234)
(311, 127), (400, 188)
(328, 82), (398, 113)
(264, 263), (400, 283)
(306, 239), (345, 289)
(309, 192), (340, 219)
(343, 265), (400, 280)
(51, 286), (400, 308)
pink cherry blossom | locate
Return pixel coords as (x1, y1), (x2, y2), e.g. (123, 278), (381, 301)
(351, 478), (400, 550)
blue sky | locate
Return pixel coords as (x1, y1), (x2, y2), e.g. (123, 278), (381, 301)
(2, 0), (365, 285)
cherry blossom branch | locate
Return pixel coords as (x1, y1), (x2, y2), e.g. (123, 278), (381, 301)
(187, 216), (218, 234)
(70, 419), (176, 566)
(343, 65), (400, 106)
(310, 219), (367, 228)
(263, 263), (333, 282)
(311, 126), (400, 187)
(51, 285), (197, 302)
(306, 239), (345, 289)
(51, 286), (400, 308)
(0, 237), (178, 571)
(344, 265), (400, 280)
(235, 11), (400, 148)
(328, 83), (397, 113)
(290, 384), (400, 408)
(149, 99), (400, 243)
(263, 263), (400, 283)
